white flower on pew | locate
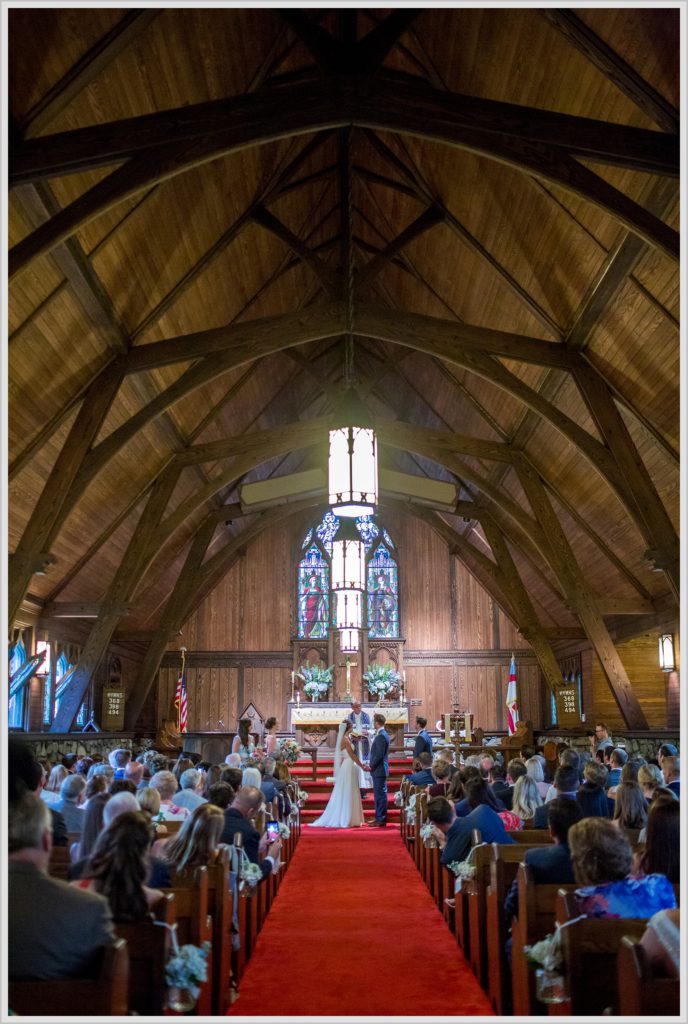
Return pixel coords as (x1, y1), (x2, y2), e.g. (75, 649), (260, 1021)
(447, 860), (476, 881)
(278, 822), (291, 839)
(240, 860), (263, 887)
(523, 932), (562, 972)
(420, 822), (441, 848)
(297, 788), (309, 804)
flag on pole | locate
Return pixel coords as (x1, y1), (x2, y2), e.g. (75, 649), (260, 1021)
(506, 653), (519, 736)
(174, 647), (188, 734)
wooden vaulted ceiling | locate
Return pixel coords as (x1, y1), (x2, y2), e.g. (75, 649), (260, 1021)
(7, 8), (679, 729)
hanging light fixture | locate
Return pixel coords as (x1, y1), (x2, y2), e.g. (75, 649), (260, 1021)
(335, 591), (361, 653)
(331, 516), (365, 655)
(328, 390), (377, 517)
(339, 627), (359, 653)
(659, 633), (676, 672)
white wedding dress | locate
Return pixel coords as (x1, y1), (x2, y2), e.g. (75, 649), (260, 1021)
(311, 724), (364, 828)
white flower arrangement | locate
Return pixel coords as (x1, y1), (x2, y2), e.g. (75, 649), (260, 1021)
(165, 940), (211, 999)
(239, 860), (263, 887)
(405, 807), (416, 824)
(278, 821), (291, 839)
(296, 662), (334, 700)
(523, 931), (562, 971)
(420, 822), (440, 847)
(363, 662), (401, 699)
(278, 737), (301, 764)
(447, 860), (476, 881)
(297, 788), (309, 804)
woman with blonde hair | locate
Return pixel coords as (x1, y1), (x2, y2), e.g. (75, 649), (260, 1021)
(638, 763), (665, 802)
(511, 774), (542, 827)
(525, 756), (550, 800)
(159, 803), (225, 874)
(137, 786), (161, 822)
(41, 764), (68, 806)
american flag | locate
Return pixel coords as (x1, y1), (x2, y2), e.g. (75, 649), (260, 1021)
(506, 654), (519, 736)
(174, 648), (188, 734)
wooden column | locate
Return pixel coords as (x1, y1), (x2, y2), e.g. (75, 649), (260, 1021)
(517, 463), (649, 729)
(51, 465), (180, 731)
(9, 363), (123, 625)
(123, 516), (218, 730)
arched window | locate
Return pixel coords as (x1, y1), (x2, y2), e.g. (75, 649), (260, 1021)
(8, 637), (27, 728)
(297, 512), (400, 637)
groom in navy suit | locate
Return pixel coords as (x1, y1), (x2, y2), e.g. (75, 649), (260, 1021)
(367, 713), (390, 827)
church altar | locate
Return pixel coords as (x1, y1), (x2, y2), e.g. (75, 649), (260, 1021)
(289, 701), (408, 751)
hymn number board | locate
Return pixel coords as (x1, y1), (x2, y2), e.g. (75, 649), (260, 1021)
(102, 687), (126, 731)
(554, 682), (581, 728)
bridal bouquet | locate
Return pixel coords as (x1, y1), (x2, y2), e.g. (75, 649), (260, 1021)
(363, 662), (401, 699)
(278, 737), (301, 764)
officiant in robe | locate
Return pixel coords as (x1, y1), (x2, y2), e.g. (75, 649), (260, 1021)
(347, 701), (372, 760)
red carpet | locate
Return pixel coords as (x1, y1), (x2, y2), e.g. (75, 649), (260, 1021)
(228, 827), (494, 1017)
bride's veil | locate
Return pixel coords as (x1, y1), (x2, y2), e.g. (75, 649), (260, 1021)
(333, 720), (347, 778)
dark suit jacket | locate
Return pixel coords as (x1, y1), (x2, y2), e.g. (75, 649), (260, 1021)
(413, 730), (433, 759)
(492, 781), (514, 811)
(50, 807), (68, 846)
(261, 778), (277, 805)
(441, 805), (514, 866)
(667, 780), (680, 797)
(504, 843), (574, 923)
(532, 792), (577, 828)
(69, 854), (171, 888)
(455, 793), (505, 817)
(406, 768), (435, 787)
(369, 729), (390, 778)
(220, 807), (271, 880)
(8, 860), (114, 979)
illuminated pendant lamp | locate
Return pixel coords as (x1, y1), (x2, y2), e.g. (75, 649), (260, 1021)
(332, 516), (365, 654)
(328, 390), (378, 517)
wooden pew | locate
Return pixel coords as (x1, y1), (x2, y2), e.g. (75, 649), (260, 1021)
(8, 938), (129, 1016)
(231, 835), (249, 984)
(162, 865), (212, 1016)
(616, 934), (680, 1016)
(204, 847), (234, 1014)
(510, 866), (576, 1017)
(554, 912), (648, 1015)
(116, 893), (174, 1015)
(48, 844), (72, 881)
(464, 841), (492, 988)
(509, 829), (555, 844)
(485, 843), (538, 1014)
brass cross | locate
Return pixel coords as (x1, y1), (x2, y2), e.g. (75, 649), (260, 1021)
(337, 655), (358, 695)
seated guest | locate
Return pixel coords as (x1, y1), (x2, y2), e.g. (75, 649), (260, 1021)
(9, 793), (114, 980)
(488, 761), (510, 801)
(413, 717), (433, 758)
(242, 766), (263, 791)
(638, 763), (666, 803)
(510, 774), (542, 828)
(260, 758), (278, 805)
(172, 757), (195, 786)
(567, 817), (677, 919)
(159, 803), (225, 872)
(224, 752), (243, 768)
(427, 787), (515, 866)
(54, 773), (87, 834)
(61, 753), (79, 773)
(500, 759), (527, 811)
(137, 785), (162, 823)
(75, 757), (94, 777)
(526, 756), (550, 800)
(504, 798), (583, 924)
(41, 764), (69, 806)
(427, 759), (452, 797)
(109, 748), (131, 779)
(434, 748), (458, 778)
(638, 908), (680, 978)
(532, 766), (579, 827)
(202, 764), (223, 799)
(406, 752), (435, 787)
(661, 755), (680, 797)
(9, 744), (68, 847)
(608, 758), (642, 799)
(174, 768), (207, 812)
(87, 762), (114, 787)
(124, 760), (145, 789)
(82, 773), (108, 807)
(70, 792), (111, 868)
(479, 752), (496, 778)
(657, 742), (678, 770)
(612, 781), (648, 831)
(636, 798), (680, 884)
(73, 811), (163, 920)
(577, 760), (611, 819)
(454, 766), (487, 817)
(273, 762), (292, 818)
(75, 791), (170, 887)
(109, 778), (137, 797)
(221, 766), (244, 793)
(604, 747), (628, 790)
(208, 781), (235, 809)
(149, 770), (190, 820)
(220, 786), (281, 882)
(544, 748), (581, 802)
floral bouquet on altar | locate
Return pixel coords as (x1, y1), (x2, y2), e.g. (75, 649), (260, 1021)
(363, 662), (401, 700)
(278, 737), (301, 764)
(296, 662), (334, 701)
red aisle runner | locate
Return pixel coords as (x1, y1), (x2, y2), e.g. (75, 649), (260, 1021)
(228, 827), (494, 1017)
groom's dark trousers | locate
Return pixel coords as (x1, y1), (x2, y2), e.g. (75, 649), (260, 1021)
(369, 728), (390, 823)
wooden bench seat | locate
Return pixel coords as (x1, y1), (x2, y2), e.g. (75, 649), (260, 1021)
(9, 938), (129, 1016)
(116, 892), (174, 1015)
(616, 935), (680, 1016)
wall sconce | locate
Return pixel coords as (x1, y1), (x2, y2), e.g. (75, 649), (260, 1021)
(659, 633), (675, 672)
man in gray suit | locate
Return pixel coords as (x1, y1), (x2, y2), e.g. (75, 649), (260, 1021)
(8, 792), (114, 979)
(54, 773), (86, 834)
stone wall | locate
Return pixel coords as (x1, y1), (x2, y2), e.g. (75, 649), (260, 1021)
(19, 735), (155, 763)
(534, 732), (679, 760)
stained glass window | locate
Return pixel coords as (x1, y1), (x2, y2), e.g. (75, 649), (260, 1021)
(301, 528), (313, 550)
(316, 510), (339, 555)
(367, 544), (399, 638)
(297, 544), (329, 638)
(8, 638), (27, 728)
(48, 651), (71, 722)
(356, 515), (379, 549)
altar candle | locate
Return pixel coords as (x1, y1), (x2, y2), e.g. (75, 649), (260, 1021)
(444, 713), (451, 743)
(296, 691), (300, 706)
(291, 671), (295, 702)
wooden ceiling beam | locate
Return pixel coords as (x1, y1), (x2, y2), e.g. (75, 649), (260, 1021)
(357, 205), (444, 286)
(516, 462), (649, 729)
(251, 204), (341, 296)
(20, 10), (161, 138)
(542, 10), (679, 133)
(10, 75), (678, 277)
(355, 11), (421, 73)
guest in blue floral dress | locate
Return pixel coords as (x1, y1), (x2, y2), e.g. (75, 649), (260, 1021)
(568, 817), (677, 918)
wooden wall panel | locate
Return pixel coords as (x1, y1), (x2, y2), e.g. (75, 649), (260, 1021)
(455, 558), (495, 649)
(394, 512), (453, 650)
(241, 525), (292, 650)
(592, 632), (668, 730)
(182, 561), (242, 650)
(243, 667), (291, 731)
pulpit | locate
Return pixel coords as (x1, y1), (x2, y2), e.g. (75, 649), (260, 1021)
(289, 702), (408, 751)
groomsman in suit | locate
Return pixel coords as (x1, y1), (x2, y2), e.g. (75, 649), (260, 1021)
(413, 717), (433, 758)
(368, 714), (390, 827)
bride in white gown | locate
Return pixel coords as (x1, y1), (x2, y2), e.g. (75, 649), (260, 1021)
(311, 721), (365, 828)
